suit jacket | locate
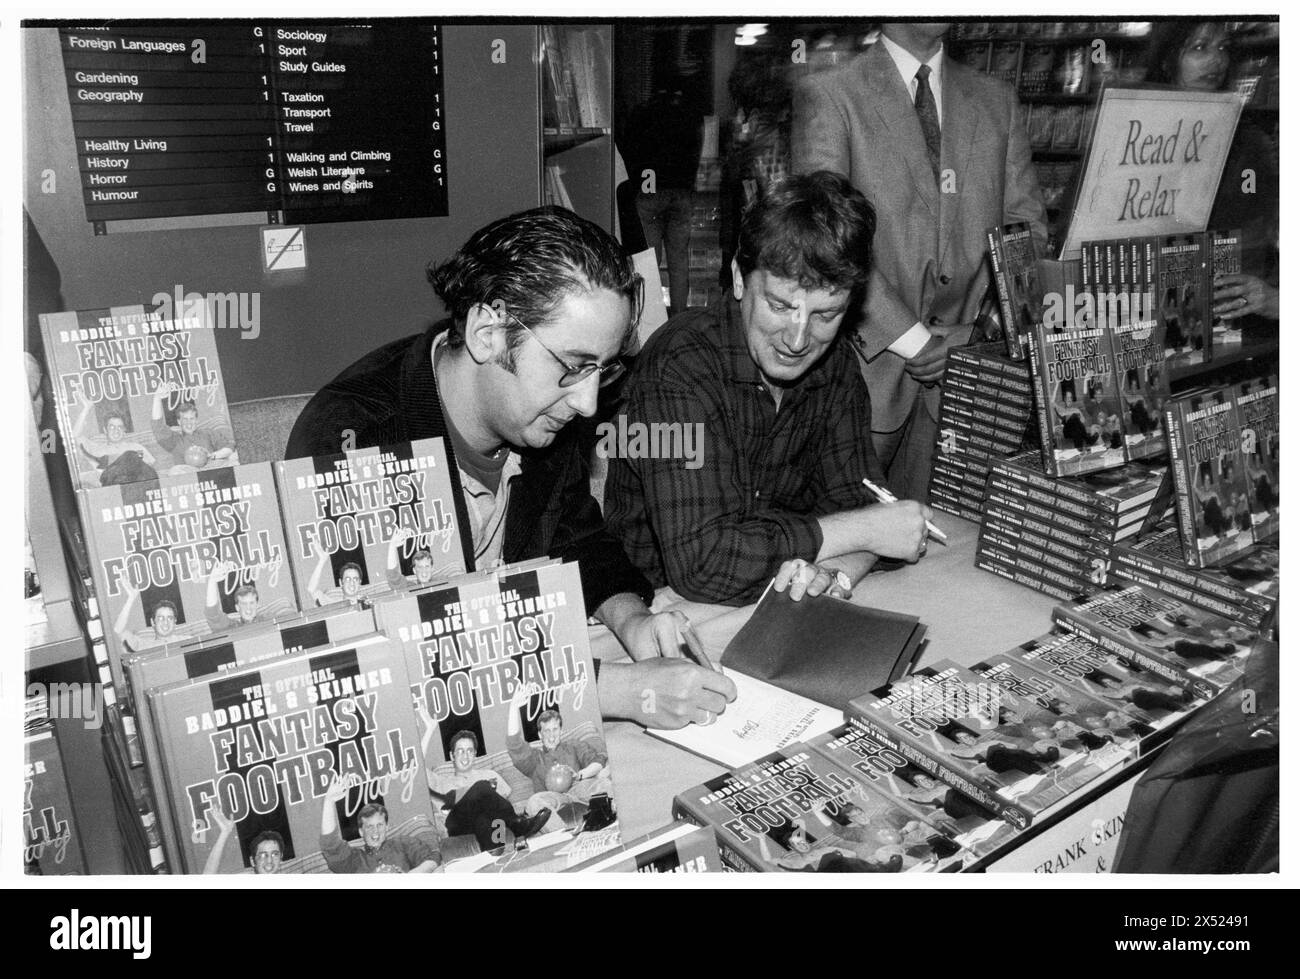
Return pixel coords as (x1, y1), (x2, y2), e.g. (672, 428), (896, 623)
(792, 42), (1047, 433)
(284, 322), (654, 615)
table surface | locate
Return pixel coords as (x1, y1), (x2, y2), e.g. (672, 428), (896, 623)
(592, 514), (1068, 841)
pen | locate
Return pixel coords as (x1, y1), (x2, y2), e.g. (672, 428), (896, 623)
(861, 477), (949, 545)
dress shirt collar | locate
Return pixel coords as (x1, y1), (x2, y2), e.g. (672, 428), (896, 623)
(878, 33), (944, 124)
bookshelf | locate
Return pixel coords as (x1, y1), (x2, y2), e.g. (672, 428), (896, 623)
(539, 25), (616, 233)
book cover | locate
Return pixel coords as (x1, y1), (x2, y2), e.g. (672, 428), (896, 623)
(806, 723), (1019, 859)
(1051, 585), (1255, 699)
(1155, 232), (1210, 362)
(373, 560), (622, 870)
(1208, 229), (1242, 343)
(275, 439), (464, 612)
(149, 632), (427, 873)
(968, 652), (1143, 785)
(989, 41), (1022, 84)
(1027, 323), (1128, 476)
(1014, 631), (1203, 738)
(25, 726), (86, 874)
(848, 661), (1082, 829)
(1233, 375), (1279, 541)
(1108, 316), (1170, 460)
(986, 222), (1043, 358)
(672, 746), (967, 873)
(40, 304), (238, 491)
(568, 821), (722, 874)
(82, 462), (298, 695)
(1019, 44), (1055, 95)
(1163, 387), (1254, 567)
(124, 605), (377, 870)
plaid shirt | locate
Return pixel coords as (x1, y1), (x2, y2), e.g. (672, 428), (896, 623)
(604, 299), (884, 606)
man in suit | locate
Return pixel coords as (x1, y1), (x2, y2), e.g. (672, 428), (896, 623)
(793, 22), (1048, 501)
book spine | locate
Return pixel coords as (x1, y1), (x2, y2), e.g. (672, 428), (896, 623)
(976, 550), (1079, 601)
(987, 227), (1022, 355)
(988, 468), (1117, 518)
(1049, 605), (1217, 700)
(982, 491), (1115, 541)
(1024, 327), (1059, 476)
(1105, 560), (1258, 626)
(844, 713), (1031, 830)
(983, 513), (1112, 560)
(977, 542), (1096, 595)
(1112, 546), (1273, 617)
(1161, 400), (1201, 569)
(979, 527), (1103, 582)
(669, 797), (758, 873)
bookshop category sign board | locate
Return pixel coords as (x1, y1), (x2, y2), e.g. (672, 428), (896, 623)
(60, 21), (448, 229)
(1061, 88), (1243, 260)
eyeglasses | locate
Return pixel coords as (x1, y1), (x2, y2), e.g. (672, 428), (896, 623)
(501, 309), (627, 388)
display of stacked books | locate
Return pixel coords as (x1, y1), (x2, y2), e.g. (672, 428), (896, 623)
(1109, 517), (1278, 630)
(976, 450), (1170, 600)
(930, 344), (1035, 522)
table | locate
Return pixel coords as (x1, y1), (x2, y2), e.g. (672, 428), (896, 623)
(591, 515), (1067, 841)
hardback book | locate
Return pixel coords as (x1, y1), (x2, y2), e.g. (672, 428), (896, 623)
(1026, 323), (1128, 476)
(1018, 44), (1055, 95)
(847, 661), (1088, 829)
(1233, 375), (1279, 541)
(1109, 519), (1277, 627)
(986, 222), (1044, 358)
(1208, 229), (1243, 343)
(1051, 585), (1256, 700)
(806, 723), (1020, 859)
(990, 452), (1167, 521)
(1154, 232), (1210, 362)
(148, 632), (427, 874)
(968, 652), (1144, 781)
(275, 438), (465, 612)
(1163, 386), (1255, 567)
(1013, 631), (1203, 742)
(672, 745), (968, 873)
(989, 42), (1023, 85)
(24, 725), (87, 874)
(372, 559), (623, 871)
(1108, 317), (1170, 460)
(979, 524), (1103, 585)
(124, 605), (377, 870)
(81, 462), (298, 695)
(39, 304), (238, 491)
(567, 821), (722, 874)
(975, 544), (1095, 600)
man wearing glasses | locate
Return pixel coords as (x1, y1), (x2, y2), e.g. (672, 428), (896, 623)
(287, 206), (734, 731)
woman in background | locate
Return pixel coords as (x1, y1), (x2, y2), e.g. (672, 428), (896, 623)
(1145, 21), (1279, 324)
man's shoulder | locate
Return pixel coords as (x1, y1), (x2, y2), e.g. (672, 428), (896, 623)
(286, 328), (432, 458)
(634, 307), (729, 383)
(796, 51), (873, 98)
(945, 56), (1020, 115)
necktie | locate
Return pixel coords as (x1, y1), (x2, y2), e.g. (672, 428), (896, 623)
(914, 64), (941, 184)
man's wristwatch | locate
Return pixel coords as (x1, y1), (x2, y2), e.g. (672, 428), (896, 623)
(831, 570), (853, 595)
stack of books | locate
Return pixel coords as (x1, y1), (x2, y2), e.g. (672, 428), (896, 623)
(1109, 518), (1278, 630)
(930, 344), (1035, 522)
(977, 451), (1169, 601)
